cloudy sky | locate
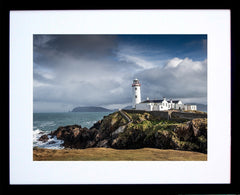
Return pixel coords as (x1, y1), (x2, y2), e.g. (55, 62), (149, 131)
(33, 35), (207, 112)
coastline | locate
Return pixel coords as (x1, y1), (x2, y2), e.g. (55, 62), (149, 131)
(33, 111), (112, 149)
(33, 110), (207, 160)
(33, 147), (207, 161)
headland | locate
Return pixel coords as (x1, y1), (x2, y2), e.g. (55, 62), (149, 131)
(34, 110), (207, 161)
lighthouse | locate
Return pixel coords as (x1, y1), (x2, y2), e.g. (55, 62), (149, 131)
(132, 78), (141, 109)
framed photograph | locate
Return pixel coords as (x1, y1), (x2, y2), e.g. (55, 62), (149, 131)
(9, 10), (231, 184)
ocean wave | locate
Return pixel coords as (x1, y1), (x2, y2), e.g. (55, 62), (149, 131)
(39, 121), (56, 128)
(84, 120), (97, 127)
(33, 129), (64, 149)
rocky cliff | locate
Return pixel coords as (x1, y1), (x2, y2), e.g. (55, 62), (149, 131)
(41, 110), (207, 153)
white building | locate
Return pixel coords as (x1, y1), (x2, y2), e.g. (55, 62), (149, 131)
(131, 79), (197, 111)
(132, 78), (141, 109)
(184, 104), (197, 111)
(168, 99), (184, 110)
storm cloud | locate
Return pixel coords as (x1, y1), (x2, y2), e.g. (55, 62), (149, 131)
(33, 35), (207, 112)
(137, 57), (207, 102)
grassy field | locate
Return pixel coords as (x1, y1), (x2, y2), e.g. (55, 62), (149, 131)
(33, 147), (207, 161)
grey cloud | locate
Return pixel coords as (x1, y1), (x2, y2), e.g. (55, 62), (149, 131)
(33, 35), (207, 112)
(34, 35), (118, 64)
(33, 49), (133, 112)
(135, 58), (207, 103)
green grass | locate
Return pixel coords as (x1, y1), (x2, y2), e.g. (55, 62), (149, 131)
(126, 118), (182, 133)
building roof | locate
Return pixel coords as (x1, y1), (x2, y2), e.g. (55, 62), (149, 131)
(141, 99), (164, 103)
(141, 99), (181, 104)
(168, 100), (180, 103)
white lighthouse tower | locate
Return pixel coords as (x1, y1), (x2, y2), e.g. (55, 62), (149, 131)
(132, 78), (141, 109)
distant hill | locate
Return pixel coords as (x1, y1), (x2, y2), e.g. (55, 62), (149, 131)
(72, 106), (112, 112)
(122, 105), (132, 110)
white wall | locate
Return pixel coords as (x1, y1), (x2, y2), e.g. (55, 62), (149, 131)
(191, 105), (197, 110)
(135, 103), (149, 110)
(132, 86), (141, 108)
(136, 102), (169, 111)
(183, 105), (197, 111)
(136, 101), (197, 111)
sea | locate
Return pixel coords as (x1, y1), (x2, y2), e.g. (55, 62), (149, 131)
(33, 112), (112, 149)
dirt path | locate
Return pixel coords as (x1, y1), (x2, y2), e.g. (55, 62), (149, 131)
(119, 109), (132, 123)
(110, 110), (133, 136)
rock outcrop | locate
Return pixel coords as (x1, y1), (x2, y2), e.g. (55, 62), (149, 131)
(48, 111), (207, 153)
(38, 134), (49, 142)
(50, 125), (99, 148)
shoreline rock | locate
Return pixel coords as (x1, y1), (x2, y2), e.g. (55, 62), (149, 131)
(38, 134), (49, 142)
(47, 111), (207, 153)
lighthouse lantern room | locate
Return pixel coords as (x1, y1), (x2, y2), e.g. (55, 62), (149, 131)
(132, 78), (141, 109)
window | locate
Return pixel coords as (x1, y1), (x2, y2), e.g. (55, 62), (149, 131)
(135, 95), (137, 98)
(135, 88), (137, 90)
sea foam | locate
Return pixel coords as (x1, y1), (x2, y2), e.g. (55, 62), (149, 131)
(33, 129), (64, 149)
